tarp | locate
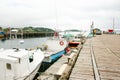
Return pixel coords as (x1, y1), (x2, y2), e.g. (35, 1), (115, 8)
(0, 32), (5, 34)
(63, 33), (73, 38)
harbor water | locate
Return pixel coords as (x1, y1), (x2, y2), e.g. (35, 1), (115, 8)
(0, 37), (48, 49)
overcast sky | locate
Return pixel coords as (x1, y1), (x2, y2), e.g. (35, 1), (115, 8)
(0, 0), (120, 31)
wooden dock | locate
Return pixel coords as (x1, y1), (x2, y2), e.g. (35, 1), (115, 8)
(37, 45), (82, 80)
(69, 34), (120, 80)
(36, 34), (120, 80)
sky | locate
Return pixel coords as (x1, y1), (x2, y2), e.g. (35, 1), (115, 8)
(0, 0), (120, 31)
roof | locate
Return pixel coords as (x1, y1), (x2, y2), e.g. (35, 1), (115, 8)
(11, 29), (18, 32)
(64, 29), (82, 32)
(0, 48), (31, 62)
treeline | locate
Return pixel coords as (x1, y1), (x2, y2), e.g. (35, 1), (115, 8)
(22, 27), (54, 33)
(0, 26), (55, 33)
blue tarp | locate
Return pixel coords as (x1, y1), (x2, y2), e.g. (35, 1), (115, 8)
(0, 32), (5, 34)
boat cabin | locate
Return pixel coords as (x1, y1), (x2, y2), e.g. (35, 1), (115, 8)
(0, 48), (44, 80)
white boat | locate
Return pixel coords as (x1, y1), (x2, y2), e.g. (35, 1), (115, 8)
(0, 48), (44, 80)
(41, 31), (68, 63)
(42, 38), (68, 63)
(19, 39), (24, 44)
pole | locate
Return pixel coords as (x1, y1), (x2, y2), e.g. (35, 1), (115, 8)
(9, 27), (11, 39)
(113, 18), (115, 33)
(90, 21), (94, 37)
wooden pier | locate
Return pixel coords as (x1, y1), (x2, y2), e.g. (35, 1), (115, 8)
(36, 34), (120, 80)
(69, 34), (120, 80)
(5, 32), (54, 39)
(37, 47), (82, 80)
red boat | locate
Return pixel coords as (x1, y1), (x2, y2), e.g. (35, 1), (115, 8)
(68, 41), (80, 48)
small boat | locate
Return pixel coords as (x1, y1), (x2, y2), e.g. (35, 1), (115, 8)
(68, 41), (80, 48)
(63, 29), (83, 48)
(19, 39), (24, 44)
(42, 38), (68, 63)
(42, 31), (68, 63)
(0, 48), (44, 80)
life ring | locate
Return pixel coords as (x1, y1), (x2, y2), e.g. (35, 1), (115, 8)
(59, 41), (64, 46)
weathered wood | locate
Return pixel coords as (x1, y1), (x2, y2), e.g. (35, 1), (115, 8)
(37, 48), (80, 80)
(69, 34), (120, 80)
(69, 38), (95, 80)
(68, 52), (77, 65)
(54, 64), (68, 80)
(91, 44), (100, 80)
(91, 34), (120, 80)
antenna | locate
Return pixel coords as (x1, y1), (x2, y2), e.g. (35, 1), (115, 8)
(113, 18), (115, 33)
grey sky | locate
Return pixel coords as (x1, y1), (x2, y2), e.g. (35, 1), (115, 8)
(0, 0), (120, 31)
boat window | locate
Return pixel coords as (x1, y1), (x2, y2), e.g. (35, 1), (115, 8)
(6, 63), (12, 70)
(29, 55), (34, 63)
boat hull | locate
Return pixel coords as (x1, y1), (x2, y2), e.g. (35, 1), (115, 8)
(24, 63), (41, 80)
(43, 38), (67, 63)
(43, 50), (66, 63)
(68, 42), (80, 48)
(50, 50), (66, 62)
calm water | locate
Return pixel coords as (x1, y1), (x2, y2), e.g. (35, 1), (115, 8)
(0, 37), (48, 49)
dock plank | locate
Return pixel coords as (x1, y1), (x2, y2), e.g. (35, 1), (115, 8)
(69, 39), (95, 80)
(69, 34), (120, 80)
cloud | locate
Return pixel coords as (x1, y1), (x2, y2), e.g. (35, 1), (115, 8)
(0, 0), (120, 30)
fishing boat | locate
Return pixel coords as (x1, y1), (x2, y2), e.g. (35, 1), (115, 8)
(42, 32), (68, 63)
(0, 48), (44, 80)
(67, 36), (81, 48)
(63, 29), (82, 49)
(42, 38), (68, 63)
(68, 41), (80, 48)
